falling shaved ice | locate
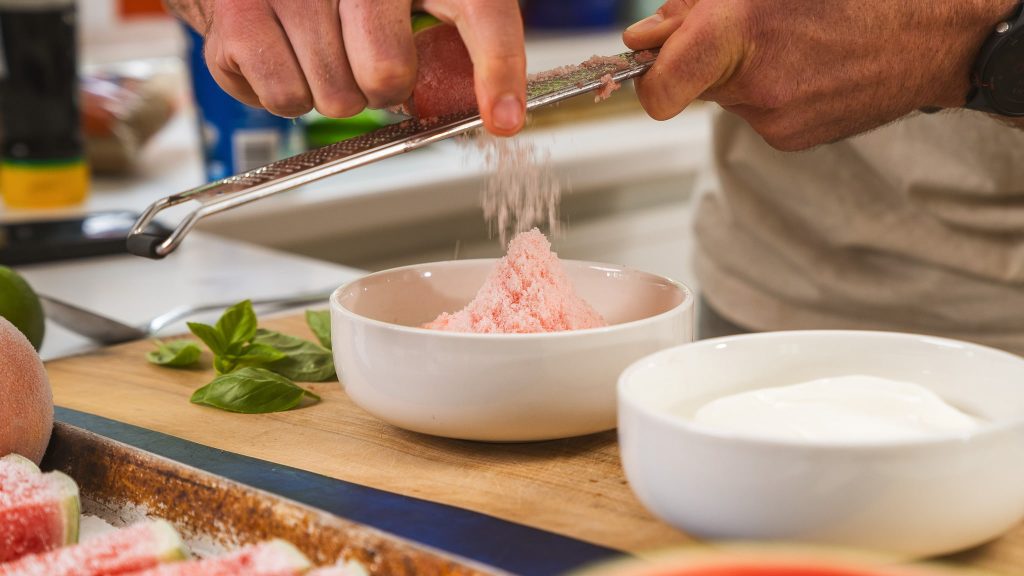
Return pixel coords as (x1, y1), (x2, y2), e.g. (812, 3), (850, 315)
(466, 133), (562, 244)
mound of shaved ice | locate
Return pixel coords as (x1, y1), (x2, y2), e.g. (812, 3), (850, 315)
(424, 229), (607, 334)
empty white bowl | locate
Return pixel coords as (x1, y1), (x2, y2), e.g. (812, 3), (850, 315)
(331, 259), (693, 441)
(618, 331), (1024, 557)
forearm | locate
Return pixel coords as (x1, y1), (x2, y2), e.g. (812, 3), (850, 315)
(163, 0), (210, 34)
(624, 0), (1023, 150)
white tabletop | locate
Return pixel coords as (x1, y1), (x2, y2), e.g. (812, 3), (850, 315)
(16, 233), (364, 361)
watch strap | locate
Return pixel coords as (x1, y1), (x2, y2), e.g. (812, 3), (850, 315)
(965, 2), (1024, 115)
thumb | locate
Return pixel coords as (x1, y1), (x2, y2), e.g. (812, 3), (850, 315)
(623, 0), (699, 50)
(633, 2), (745, 120)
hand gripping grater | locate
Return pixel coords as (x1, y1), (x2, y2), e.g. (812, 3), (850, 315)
(127, 50), (657, 259)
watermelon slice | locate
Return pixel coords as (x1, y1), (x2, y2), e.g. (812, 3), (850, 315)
(129, 540), (310, 576)
(0, 519), (187, 575)
(0, 454), (39, 475)
(404, 14), (476, 119)
(0, 454), (80, 563)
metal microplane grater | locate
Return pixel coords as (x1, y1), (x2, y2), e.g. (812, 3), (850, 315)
(127, 50), (658, 259)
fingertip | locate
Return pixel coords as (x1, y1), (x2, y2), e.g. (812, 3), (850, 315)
(623, 13), (665, 48)
(314, 91), (367, 119)
(483, 123), (522, 138)
(623, 11), (681, 49)
(634, 75), (685, 121)
(487, 92), (525, 134)
(360, 59), (417, 109)
(258, 83), (315, 118)
(473, 54), (527, 134)
(261, 99), (313, 119)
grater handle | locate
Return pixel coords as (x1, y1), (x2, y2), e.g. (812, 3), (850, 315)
(128, 50), (656, 259)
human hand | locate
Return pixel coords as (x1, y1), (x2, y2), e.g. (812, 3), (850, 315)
(168, 0), (526, 135)
(623, 0), (1019, 150)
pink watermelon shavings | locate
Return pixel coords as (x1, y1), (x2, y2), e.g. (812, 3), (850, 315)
(0, 454), (80, 563)
(594, 74), (622, 102)
(582, 54), (630, 68)
(423, 228), (607, 333)
(129, 540), (310, 576)
(0, 519), (187, 576)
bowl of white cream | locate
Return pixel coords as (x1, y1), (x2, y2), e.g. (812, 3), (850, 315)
(617, 330), (1024, 558)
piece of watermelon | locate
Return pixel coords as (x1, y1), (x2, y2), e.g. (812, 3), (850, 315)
(0, 519), (187, 575)
(0, 454), (80, 563)
(0, 454), (39, 475)
(404, 14), (476, 119)
(129, 540), (310, 576)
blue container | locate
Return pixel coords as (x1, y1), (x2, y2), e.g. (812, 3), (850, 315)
(523, 0), (621, 29)
(184, 27), (299, 181)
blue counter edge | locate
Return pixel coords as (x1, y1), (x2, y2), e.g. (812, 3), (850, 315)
(55, 406), (625, 576)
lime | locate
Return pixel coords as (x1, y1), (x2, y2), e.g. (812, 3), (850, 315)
(0, 266), (44, 349)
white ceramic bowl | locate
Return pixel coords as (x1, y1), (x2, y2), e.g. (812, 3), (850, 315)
(618, 331), (1024, 557)
(331, 259), (693, 441)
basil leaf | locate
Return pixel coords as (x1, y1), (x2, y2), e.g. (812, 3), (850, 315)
(213, 343), (286, 374)
(190, 381), (209, 403)
(216, 300), (258, 348)
(305, 309), (332, 350)
(147, 340), (201, 368)
(234, 342), (288, 367)
(188, 322), (228, 356)
(253, 329), (336, 382)
(190, 367), (320, 414)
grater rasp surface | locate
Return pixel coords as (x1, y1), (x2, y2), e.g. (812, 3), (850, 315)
(128, 50), (657, 259)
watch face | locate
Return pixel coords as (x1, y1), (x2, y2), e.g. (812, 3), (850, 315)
(987, 32), (1024, 114)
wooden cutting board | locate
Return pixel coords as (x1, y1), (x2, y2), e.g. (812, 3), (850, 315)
(45, 313), (1024, 572)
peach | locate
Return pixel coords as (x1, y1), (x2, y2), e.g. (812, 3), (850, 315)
(0, 315), (53, 465)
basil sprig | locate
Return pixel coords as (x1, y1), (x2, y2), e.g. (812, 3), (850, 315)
(144, 299), (338, 414)
(147, 340), (201, 368)
(188, 300), (289, 375)
(190, 367), (321, 414)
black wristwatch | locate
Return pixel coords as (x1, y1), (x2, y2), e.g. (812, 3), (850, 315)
(965, 2), (1024, 116)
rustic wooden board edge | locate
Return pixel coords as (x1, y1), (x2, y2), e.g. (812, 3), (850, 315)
(42, 420), (508, 576)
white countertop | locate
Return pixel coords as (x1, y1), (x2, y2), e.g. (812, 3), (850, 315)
(17, 233), (364, 361)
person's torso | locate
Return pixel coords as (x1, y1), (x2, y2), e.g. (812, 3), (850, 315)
(697, 107), (1024, 353)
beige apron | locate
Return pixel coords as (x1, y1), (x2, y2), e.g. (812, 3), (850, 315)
(696, 107), (1024, 354)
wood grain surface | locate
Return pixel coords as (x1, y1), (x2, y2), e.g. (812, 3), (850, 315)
(45, 313), (1023, 573)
